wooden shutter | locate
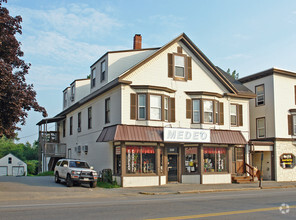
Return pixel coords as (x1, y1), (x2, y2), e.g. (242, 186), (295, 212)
(219, 102), (224, 125)
(168, 53), (173, 78)
(238, 104), (243, 126)
(186, 99), (192, 119)
(170, 98), (175, 122)
(130, 93), (137, 120)
(288, 115), (292, 135)
(187, 57), (192, 80)
(177, 46), (182, 54)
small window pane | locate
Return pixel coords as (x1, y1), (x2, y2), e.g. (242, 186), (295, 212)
(138, 94), (146, 120)
(231, 104), (237, 125)
(150, 95), (161, 120)
(204, 100), (213, 123)
(193, 100), (200, 123)
(174, 55), (185, 77)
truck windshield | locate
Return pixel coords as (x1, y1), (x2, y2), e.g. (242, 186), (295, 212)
(69, 161), (90, 168)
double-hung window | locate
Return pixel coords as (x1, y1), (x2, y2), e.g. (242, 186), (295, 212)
(203, 100), (213, 123)
(255, 85), (265, 106)
(230, 104), (237, 126)
(78, 112), (81, 132)
(257, 118), (265, 138)
(214, 101), (219, 124)
(101, 61), (106, 82)
(138, 94), (146, 120)
(105, 98), (110, 124)
(63, 92), (67, 108)
(164, 97), (169, 121)
(88, 107), (92, 129)
(150, 95), (161, 120)
(174, 55), (185, 78)
(293, 115), (296, 135)
(70, 116), (73, 135)
(192, 100), (200, 123)
(91, 68), (96, 88)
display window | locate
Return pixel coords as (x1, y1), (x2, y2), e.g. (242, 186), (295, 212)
(126, 146), (156, 174)
(204, 147), (227, 172)
(184, 147), (199, 174)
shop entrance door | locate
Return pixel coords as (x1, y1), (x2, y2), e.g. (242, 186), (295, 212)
(232, 147), (245, 175)
(168, 154), (178, 182)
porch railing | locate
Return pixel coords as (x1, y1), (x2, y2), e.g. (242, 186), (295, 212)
(245, 163), (259, 181)
(44, 143), (66, 157)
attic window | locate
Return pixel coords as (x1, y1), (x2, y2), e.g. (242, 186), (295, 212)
(174, 55), (185, 77)
(8, 157), (12, 164)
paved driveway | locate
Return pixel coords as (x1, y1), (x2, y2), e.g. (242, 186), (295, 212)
(0, 176), (60, 188)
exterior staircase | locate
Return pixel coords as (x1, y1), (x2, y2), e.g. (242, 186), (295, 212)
(232, 174), (255, 184)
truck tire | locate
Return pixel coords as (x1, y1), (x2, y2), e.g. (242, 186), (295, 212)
(66, 174), (73, 187)
(55, 172), (61, 183)
(90, 181), (97, 188)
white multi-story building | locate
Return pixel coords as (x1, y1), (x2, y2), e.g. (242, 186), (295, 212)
(38, 33), (256, 187)
(240, 68), (296, 181)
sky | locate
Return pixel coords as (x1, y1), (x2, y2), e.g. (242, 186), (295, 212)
(3, 0), (296, 144)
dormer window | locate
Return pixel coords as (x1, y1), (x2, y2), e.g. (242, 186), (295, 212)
(101, 60), (106, 82)
(63, 92), (67, 108)
(70, 85), (75, 102)
(91, 68), (96, 88)
(255, 84), (264, 106)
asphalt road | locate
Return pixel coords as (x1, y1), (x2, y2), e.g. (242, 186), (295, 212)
(0, 187), (295, 220)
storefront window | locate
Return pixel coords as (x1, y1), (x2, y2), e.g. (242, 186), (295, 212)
(126, 146), (156, 174)
(114, 146), (121, 175)
(160, 148), (164, 174)
(204, 147), (227, 172)
(185, 147), (198, 174)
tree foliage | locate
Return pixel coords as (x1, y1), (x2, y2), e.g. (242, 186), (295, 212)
(0, 136), (39, 174)
(0, 0), (47, 139)
(226, 68), (239, 80)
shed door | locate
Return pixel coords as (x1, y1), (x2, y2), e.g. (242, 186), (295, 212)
(0, 166), (8, 176)
(12, 166), (24, 176)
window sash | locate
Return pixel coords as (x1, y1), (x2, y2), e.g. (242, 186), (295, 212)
(91, 68), (96, 87)
(203, 100), (213, 123)
(256, 85), (264, 106)
(150, 95), (161, 120)
(192, 99), (200, 123)
(230, 104), (237, 126)
(138, 94), (146, 120)
(105, 99), (110, 123)
(174, 55), (185, 77)
(70, 117), (73, 135)
(101, 61), (106, 82)
(257, 118), (265, 138)
(293, 115), (296, 135)
(164, 97), (169, 121)
(88, 107), (92, 129)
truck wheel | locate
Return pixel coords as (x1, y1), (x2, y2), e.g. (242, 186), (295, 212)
(90, 181), (97, 188)
(66, 174), (73, 187)
(55, 172), (61, 183)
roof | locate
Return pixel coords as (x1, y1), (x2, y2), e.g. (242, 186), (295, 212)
(97, 125), (247, 145)
(239, 67), (296, 84)
(36, 116), (66, 126)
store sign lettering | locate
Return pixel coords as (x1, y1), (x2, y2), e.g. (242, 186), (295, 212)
(164, 128), (210, 143)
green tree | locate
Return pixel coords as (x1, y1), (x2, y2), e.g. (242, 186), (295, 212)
(226, 68), (239, 80)
(0, 0), (47, 138)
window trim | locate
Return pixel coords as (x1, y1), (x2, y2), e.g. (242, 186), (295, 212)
(172, 53), (187, 81)
(256, 117), (266, 139)
(255, 84), (265, 107)
(105, 98), (110, 124)
(230, 104), (238, 126)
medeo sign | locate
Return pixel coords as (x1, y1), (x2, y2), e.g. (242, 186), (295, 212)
(164, 128), (210, 143)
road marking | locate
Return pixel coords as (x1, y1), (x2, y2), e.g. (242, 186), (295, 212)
(146, 205), (296, 220)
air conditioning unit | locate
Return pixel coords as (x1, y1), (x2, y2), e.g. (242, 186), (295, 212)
(77, 145), (81, 153)
(77, 127), (81, 132)
(70, 95), (75, 101)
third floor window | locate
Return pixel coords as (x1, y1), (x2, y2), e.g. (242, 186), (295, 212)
(255, 84), (265, 106)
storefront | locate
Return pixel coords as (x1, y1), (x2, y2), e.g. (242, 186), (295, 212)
(97, 125), (247, 187)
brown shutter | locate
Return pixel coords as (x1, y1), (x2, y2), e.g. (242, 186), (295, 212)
(238, 104), (243, 126)
(170, 98), (175, 122)
(177, 46), (182, 54)
(187, 57), (192, 80)
(219, 102), (224, 125)
(200, 99), (204, 123)
(186, 99), (192, 119)
(130, 93), (136, 120)
(288, 115), (292, 135)
(168, 53), (173, 78)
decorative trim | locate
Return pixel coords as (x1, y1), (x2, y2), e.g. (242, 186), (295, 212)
(131, 85), (176, 93)
(185, 91), (223, 98)
(224, 92), (257, 99)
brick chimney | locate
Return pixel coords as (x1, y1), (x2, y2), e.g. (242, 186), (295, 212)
(133, 34), (142, 50)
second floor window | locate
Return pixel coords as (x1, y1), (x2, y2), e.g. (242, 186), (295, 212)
(230, 104), (237, 126)
(62, 120), (66, 137)
(203, 100), (213, 123)
(138, 94), (146, 120)
(88, 107), (92, 129)
(255, 85), (265, 106)
(91, 68), (96, 88)
(101, 60), (106, 82)
(164, 97), (169, 121)
(150, 95), (161, 120)
(70, 116), (73, 135)
(257, 118), (265, 138)
(78, 112), (81, 132)
(192, 99), (200, 123)
(105, 98), (110, 124)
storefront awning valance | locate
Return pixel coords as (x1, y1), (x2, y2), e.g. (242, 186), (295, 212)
(97, 125), (247, 145)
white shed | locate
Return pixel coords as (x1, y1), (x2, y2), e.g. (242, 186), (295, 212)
(0, 153), (27, 176)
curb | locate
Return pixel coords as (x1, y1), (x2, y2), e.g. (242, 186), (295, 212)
(139, 185), (296, 195)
